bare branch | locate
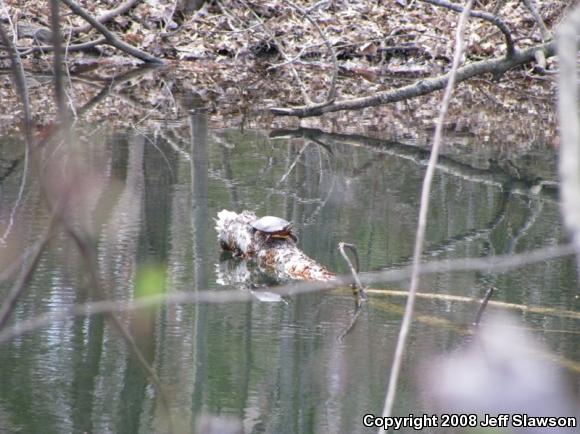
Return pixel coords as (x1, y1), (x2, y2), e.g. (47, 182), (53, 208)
(285, 0), (338, 102)
(271, 41), (555, 117)
(0, 20), (34, 248)
(59, 0), (163, 64)
(0, 21), (34, 146)
(380, 0), (474, 424)
(11, 37), (107, 56)
(522, 0), (550, 75)
(70, 0), (141, 35)
(50, 0), (66, 117)
(557, 5), (580, 262)
(522, 0), (550, 42)
(423, 0), (515, 57)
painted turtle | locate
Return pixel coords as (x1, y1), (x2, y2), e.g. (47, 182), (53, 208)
(251, 216), (298, 243)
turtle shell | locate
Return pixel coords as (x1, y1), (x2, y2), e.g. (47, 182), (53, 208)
(251, 216), (292, 234)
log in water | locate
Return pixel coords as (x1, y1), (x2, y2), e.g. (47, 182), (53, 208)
(215, 210), (334, 281)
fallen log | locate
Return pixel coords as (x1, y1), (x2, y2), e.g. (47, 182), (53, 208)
(215, 210), (334, 281)
(270, 41), (555, 118)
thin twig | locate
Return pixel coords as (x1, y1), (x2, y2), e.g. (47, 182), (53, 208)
(209, 21), (262, 35)
(0, 243), (576, 346)
(0, 216), (58, 330)
(379, 0), (474, 425)
(522, 0), (550, 42)
(367, 244), (575, 283)
(0, 147), (29, 245)
(0, 289), (253, 346)
(267, 44), (314, 70)
(422, 0), (515, 57)
(277, 142), (309, 184)
(473, 286), (497, 326)
(238, 0), (311, 104)
(285, 0), (338, 101)
(63, 26), (79, 118)
(59, 0), (163, 64)
(305, 0), (329, 14)
(4, 281), (580, 348)
(215, 0), (241, 32)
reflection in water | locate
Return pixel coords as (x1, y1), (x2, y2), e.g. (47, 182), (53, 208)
(0, 122), (578, 433)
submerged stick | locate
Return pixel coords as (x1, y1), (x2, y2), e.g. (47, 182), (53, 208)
(215, 210), (334, 281)
(338, 242), (366, 300)
(473, 286), (497, 326)
(338, 302), (364, 342)
(337, 242), (366, 339)
(365, 288), (580, 321)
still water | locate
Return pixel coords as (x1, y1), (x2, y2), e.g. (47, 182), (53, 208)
(0, 112), (578, 433)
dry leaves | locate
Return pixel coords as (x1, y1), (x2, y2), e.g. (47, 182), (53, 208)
(0, 0), (569, 146)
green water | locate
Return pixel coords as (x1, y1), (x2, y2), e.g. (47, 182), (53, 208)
(0, 113), (578, 433)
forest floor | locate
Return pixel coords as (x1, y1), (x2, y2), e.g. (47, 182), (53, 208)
(0, 0), (574, 148)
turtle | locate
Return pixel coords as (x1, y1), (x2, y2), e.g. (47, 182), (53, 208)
(250, 216), (298, 243)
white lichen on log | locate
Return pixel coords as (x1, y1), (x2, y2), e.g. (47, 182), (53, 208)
(215, 210), (334, 281)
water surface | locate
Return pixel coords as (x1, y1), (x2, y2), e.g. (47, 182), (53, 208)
(0, 113), (578, 433)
